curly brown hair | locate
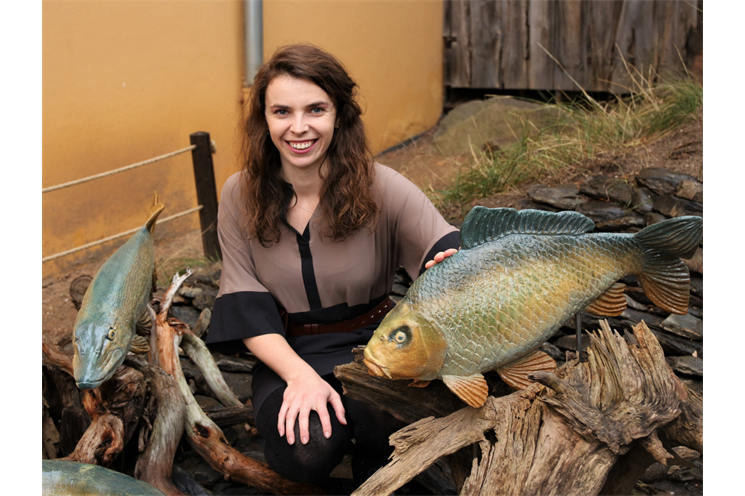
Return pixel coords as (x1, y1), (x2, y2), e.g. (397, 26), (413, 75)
(240, 44), (379, 246)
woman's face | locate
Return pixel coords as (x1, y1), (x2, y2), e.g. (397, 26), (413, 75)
(264, 75), (337, 175)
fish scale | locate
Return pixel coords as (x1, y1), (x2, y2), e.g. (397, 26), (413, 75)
(363, 207), (702, 408)
(408, 233), (642, 378)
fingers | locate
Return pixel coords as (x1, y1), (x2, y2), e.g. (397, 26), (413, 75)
(425, 248), (460, 269)
(329, 392), (347, 426)
(297, 407), (310, 445)
(316, 403), (333, 439)
(285, 407), (299, 445)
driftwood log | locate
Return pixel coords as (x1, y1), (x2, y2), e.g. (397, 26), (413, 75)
(335, 320), (703, 496)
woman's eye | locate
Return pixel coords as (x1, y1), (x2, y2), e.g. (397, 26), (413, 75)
(310, 107), (325, 114)
(275, 109), (288, 115)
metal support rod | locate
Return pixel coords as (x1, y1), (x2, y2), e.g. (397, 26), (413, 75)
(189, 132), (222, 260)
(576, 313), (584, 362)
(245, 0), (263, 86)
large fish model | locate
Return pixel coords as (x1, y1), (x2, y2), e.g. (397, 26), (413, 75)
(363, 207), (703, 408)
(72, 194), (164, 389)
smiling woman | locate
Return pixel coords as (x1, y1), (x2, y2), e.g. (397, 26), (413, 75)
(203, 44), (460, 490)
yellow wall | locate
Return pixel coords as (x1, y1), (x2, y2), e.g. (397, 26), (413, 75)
(42, 0), (443, 278)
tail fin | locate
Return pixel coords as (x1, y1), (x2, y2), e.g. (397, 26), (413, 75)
(145, 192), (165, 234)
(634, 216), (702, 314)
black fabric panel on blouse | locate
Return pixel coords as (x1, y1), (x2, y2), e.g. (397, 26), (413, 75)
(296, 226), (322, 310)
(419, 230), (461, 276)
(287, 294), (389, 325)
(205, 291), (286, 345)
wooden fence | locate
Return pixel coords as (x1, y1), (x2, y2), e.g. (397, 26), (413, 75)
(443, 0), (701, 93)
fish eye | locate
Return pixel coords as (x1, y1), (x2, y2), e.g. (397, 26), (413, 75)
(389, 326), (411, 346)
(107, 327), (116, 340)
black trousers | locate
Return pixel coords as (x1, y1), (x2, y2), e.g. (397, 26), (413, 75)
(255, 374), (405, 488)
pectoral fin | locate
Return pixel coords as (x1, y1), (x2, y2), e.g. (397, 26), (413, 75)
(497, 350), (556, 390)
(129, 335), (150, 355)
(442, 374), (489, 408)
(585, 282), (627, 316)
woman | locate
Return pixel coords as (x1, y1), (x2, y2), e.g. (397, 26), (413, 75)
(205, 44), (459, 488)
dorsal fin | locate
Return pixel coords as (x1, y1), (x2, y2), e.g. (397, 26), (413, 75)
(460, 207), (595, 249)
(145, 192), (165, 233)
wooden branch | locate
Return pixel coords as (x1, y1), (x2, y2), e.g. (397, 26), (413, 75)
(346, 320), (702, 496)
(180, 330), (243, 408)
(63, 366), (145, 467)
(152, 272), (322, 495)
(205, 404), (255, 429)
(125, 355), (186, 496)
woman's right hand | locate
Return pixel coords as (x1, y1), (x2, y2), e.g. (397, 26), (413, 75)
(278, 371), (347, 445)
(243, 333), (347, 445)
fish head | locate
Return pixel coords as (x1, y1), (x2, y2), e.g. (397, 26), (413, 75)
(72, 317), (134, 390)
(363, 302), (447, 381)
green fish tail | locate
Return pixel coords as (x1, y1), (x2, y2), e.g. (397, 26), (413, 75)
(146, 192), (165, 233)
(634, 216), (702, 315)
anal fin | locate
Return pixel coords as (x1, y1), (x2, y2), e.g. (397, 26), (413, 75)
(585, 282), (627, 316)
(442, 374), (489, 408)
(497, 350), (556, 390)
(129, 335), (151, 355)
(408, 380), (431, 388)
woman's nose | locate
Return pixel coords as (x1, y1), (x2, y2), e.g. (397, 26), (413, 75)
(290, 114), (308, 134)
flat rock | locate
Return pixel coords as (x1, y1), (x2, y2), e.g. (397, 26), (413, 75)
(515, 199), (559, 211)
(171, 305), (201, 329)
(683, 247), (703, 274)
(189, 262), (223, 288)
(194, 394), (224, 412)
(661, 313), (703, 340)
(220, 371), (253, 403)
(653, 195), (703, 218)
(433, 96), (560, 156)
(676, 179), (704, 202)
(644, 212), (668, 225)
(539, 341), (564, 361)
(527, 184), (585, 210)
(553, 334), (592, 351)
(630, 187), (657, 213)
(211, 351), (255, 374)
(690, 275), (703, 298)
(636, 167), (699, 196)
(667, 355), (703, 376)
(579, 175), (633, 205)
(575, 200), (642, 226)
(192, 308), (212, 338)
(647, 327), (703, 358)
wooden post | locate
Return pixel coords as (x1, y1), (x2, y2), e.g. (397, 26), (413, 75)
(190, 132), (222, 260)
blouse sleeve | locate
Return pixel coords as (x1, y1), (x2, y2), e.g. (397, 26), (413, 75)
(204, 173), (286, 348)
(378, 165), (460, 281)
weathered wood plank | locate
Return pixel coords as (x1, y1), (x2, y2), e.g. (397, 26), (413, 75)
(470, 0), (501, 87)
(500, 0), (530, 89)
(444, 0), (472, 88)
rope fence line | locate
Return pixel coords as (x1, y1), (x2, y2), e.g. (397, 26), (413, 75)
(41, 145), (197, 194)
(42, 206), (204, 264)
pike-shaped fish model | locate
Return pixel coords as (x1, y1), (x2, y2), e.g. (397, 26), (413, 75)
(363, 207), (703, 408)
(72, 194), (164, 389)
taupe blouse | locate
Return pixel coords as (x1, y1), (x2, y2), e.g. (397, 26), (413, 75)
(205, 163), (460, 416)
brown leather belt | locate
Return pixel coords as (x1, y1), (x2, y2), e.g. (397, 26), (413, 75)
(286, 297), (395, 337)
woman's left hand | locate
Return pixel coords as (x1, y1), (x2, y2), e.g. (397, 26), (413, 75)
(424, 248), (458, 269)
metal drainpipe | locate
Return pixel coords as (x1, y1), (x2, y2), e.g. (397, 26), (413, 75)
(245, 0), (263, 87)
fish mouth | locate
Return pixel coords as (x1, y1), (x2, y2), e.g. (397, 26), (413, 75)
(362, 356), (390, 379)
(76, 378), (104, 390)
